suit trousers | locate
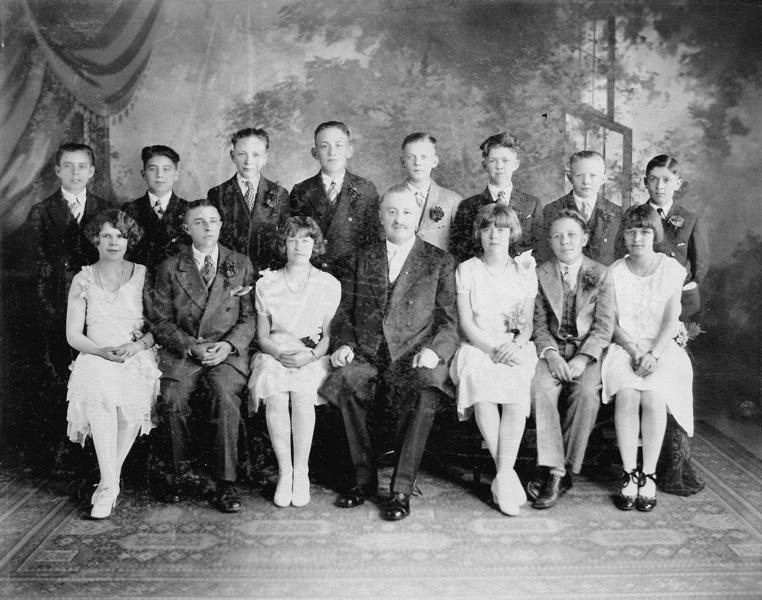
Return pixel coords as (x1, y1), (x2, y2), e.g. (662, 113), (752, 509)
(531, 352), (601, 474)
(328, 354), (444, 495)
(157, 362), (246, 482)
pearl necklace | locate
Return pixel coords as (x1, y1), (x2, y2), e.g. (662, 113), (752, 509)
(95, 262), (126, 304)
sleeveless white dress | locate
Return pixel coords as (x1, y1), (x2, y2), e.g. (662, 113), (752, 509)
(66, 264), (161, 445)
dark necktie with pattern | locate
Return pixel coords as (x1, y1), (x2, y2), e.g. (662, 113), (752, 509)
(326, 180), (338, 203)
(244, 181), (256, 212)
(201, 254), (215, 288)
(153, 199), (164, 218)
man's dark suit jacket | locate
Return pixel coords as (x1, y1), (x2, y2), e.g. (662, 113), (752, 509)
(289, 171), (379, 274)
(539, 192), (624, 266)
(207, 175), (289, 274)
(449, 187), (542, 263)
(324, 237), (459, 399)
(28, 189), (111, 324)
(144, 244), (257, 380)
(654, 201), (709, 318)
(121, 192), (189, 275)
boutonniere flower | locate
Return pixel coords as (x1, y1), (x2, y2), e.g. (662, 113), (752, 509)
(674, 322), (703, 348)
(265, 185), (280, 209)
(598, 209), (615, 224)
(668, 215), (685, 230)
(581, 269), (600, 291)
(222, 258), (238, 287)
(429, 205), (445, 222)
(347, 183), (359, 203)
(299, 329), (322, 349)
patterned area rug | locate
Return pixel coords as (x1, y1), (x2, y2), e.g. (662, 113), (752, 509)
(1, 420), (761, 600)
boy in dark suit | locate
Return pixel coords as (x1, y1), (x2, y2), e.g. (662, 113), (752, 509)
(145, 199), (257, 513)
(450, 132), (542, 262)
(28, 142), (111, 384)
(122, 145), (189, 276)
(320, 185), (459, 521)
(207, 128), (289, 274)
(289, 121), (379, 274)
(539, 150), (623, 266)
(528, 210), (615, 509)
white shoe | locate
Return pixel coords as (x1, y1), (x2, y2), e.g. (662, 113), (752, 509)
(291, 470), (311, 507)
(273, 472), (293, 508)
(90, 486), (118, 519)
(497, 470), (526, 517)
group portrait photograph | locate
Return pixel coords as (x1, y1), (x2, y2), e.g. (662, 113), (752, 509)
(0, 0), (760, 598)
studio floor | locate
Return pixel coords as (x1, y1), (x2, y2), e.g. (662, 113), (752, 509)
(1, 419), (761, 600)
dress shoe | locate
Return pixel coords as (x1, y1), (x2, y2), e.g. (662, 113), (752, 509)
(90, 486), (118, 520)
(211, 484), (242, 513)
(497, 470), (526, 516)
(335, 483), (376, 508)
(532, 472), (572, 509)
(613, 469), (640, 511)
(381, 492), (410, 521)
(291, 470), (310, 508)
(525, 476), (544, 502)
(273, 472), (293, 508)
(636, 471), (657, 512)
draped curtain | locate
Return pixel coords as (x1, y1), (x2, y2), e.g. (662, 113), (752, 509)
(0, 0), (162, 232)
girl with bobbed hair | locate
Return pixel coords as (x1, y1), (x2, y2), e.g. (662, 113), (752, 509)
(248, 216), (340, 508)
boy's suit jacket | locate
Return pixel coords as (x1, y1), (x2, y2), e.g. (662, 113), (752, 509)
(449, 187), (542, 263)
(533, 256), (615, 362)
(331, 238), (459, 367)
(654, 201), (709, 318)
(539, 192), (624, 266)
(289, 171), (379, 273)
(206, 175), (289, 274)
(28, 189), (111, 320)
(144, 244), (257, 380)
(410, 180), (463, 252)
(121, 192), (188, 274)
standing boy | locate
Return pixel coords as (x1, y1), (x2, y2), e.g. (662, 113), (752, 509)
(540, 150), (623, 266)
(145, 199), (256, 513)
(289, 121), (379, 274)
(397, 132), (462, 251)
(122, 145), (189, 275)
(207, 128), (289, 274)
(450, 132), (542, 262)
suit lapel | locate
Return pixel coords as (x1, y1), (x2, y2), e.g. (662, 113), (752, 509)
(388, 238), (425, 309)
(540, 260), (564, 327)
(175, 247), (209, 312)
(48, 192), (73, 230)
(362, 243), (389, 312)
(306, 173), (330, 216)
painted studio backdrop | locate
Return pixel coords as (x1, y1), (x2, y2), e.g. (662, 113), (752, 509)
(1, 0), (760, 454)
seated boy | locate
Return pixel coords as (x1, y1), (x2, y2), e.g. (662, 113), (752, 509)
(122, 145), (189, 276)
(289, 121), (379, 274)
(539, 150), (623, 266)
(450, 132), (542, 262)
(396, 132), (462, 251)
(207, 128), (289, 274)
(145, 199), (256, 513)
(528, 209), (615, 509)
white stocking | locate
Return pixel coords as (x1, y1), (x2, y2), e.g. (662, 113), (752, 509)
(266, 393), (293, 478)
(290, 393), (315, 476)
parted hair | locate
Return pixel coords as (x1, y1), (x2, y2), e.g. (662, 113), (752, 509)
(278, 216), (327, 259)
(85, 209), (143, 252)
(622, 203), (665, 244)
(645, 154), (681, 177)
(569, 149), (604, 169)
(479, 132), (519, 158)
(473, 203), (522, 244)
(402, 132), (437, 149)
(547, 208), (589, 235)
(56, 143), (95, 166)
(181, 198), (222, 222)
(231, 128), (270, 149)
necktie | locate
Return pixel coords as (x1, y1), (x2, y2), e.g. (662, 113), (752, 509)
(561, 265), (575, 291)
(68, 198), (82, 222)
(388, 247), (404, 283)
(244, 181), (256, 212)
(414, 190), (426, 209)
(201, 254), (215, 288)
(326, 180), (338, 203)
(153, 199), (164, 218)
(496, 190), (509, 205)
(657, 208), (665, 219)
(580, 202), (590, 221)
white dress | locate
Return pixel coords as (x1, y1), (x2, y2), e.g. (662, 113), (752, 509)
(66, 264), (161, 445)
(450, 252), (538, 421)
(601, 255), (694, 435)
(247, 267), (341, 411)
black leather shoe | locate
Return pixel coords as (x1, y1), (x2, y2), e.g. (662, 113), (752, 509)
(335, 483), (377, 508)
(526, 476), (545, 502)
(532, 472), (572, 509)
(613, 469), (640, 511)
(381, 492), (410, 521)
(636, 472), (657, 512)
(211, 484), (242, 513)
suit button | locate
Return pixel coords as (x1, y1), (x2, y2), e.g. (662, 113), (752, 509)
(406, 322), (412, 327)
(407, 300), (414, 305)
(347, 217), (353, 222)
(603, 238), (608, 243)
(226, 307), (231, 311)
(670, 252), (675, 256)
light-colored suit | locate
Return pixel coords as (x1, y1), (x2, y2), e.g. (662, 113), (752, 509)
(145, 244), (257, 482)
(531, 256), (615, 473)
(410, 180), (463, 252)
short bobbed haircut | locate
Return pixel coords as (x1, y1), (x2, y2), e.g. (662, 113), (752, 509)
(622, 203), (664, 244)
(473, 203), (522, 244)
(85, 209), (143, 252)
(548, 208), (588, 235)
(278, 216), (326, 259)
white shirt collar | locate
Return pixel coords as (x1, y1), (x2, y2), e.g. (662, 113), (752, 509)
(148, 191), (172, 211)
(572, 192), (596, 213)
(558, 256), (584, 286)
(61, 188), (86, 205)
(386, 235), (416, 257)
(237, 173), (260, 196)
(321, 171), (345, 191)
(192, 244), (219, 271)
(406, 179), (431, 204)
(649, 199), (673, 218)
(488, 183), (512, 202)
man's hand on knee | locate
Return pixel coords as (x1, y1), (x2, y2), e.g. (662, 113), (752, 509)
(200, 342), (233, 367)
(330, 345), (354, 368)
